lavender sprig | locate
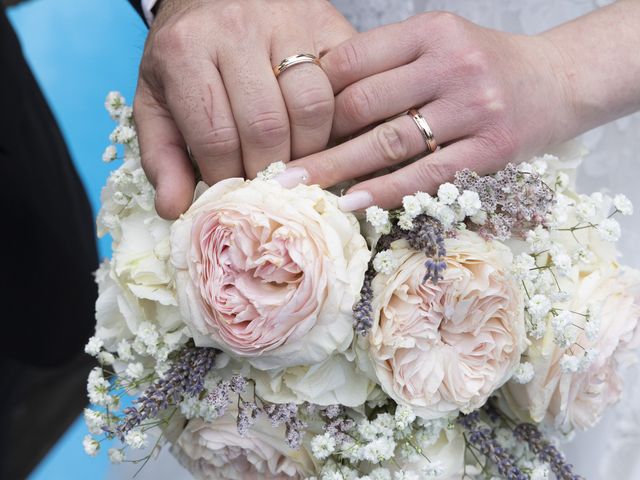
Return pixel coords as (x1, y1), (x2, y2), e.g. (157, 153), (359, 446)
(353, 268), (375, 336)
(458, 412), (528, 480)
(514, 423), (585, 480)
(355, 215), (447, 336)
(403, 214), (447, 284)
(112, 346), (218, 439)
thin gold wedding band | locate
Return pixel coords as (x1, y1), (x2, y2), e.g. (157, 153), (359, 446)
(408, 108), (438, 153)
(273, 53), (321, 78)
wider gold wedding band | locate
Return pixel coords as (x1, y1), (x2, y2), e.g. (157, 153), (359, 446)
(273, 53), (321, 78)
(408, 108), (438, 153)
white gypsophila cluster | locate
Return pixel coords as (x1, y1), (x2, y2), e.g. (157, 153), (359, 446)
(366, 206), (392, 234)
(394, 405), (416, 430)
(84, 408), (107, 436)
(372, 250), (399, 275)
(366, 184), (483, 235)
(311, 433), (337, 460)
(84, 336), (104, 356)
(124, 429), (149, 449)
(108, 448), (125, 464)
(512, 362), (535, 384)
(437, 183), (459, 205)
(87, 367), (117, 408)
(513, 154), (633, 389)
(83, 435), (100, 457)
(613, 194), (633, 215)
(256, 160), (286, 180)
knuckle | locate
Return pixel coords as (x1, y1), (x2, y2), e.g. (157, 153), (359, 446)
(424, 11), (465, 37)
(458, 48), (491, 77)
(152, 20), (194, 56)
(218, 2), (250, 36)
(245, 111), (289, 147)
(196, 126), (241, 157)
(479, 126), (520, 160)
(373, 123), (408, 165)
(288, 88), (334, 128)
(416, 159), (455, 190)
(341, 85), (376, 124)
(334, 41), (364, 78)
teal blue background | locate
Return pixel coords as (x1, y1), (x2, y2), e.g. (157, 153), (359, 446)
(8, 1), (147, 478)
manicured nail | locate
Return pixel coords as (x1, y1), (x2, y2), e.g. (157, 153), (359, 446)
(273, 167), (309, 188)
(338, 190), (373, 212)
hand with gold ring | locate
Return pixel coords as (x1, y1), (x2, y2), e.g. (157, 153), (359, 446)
(133, 0), (355, 219)
(278, 4), (640, 210)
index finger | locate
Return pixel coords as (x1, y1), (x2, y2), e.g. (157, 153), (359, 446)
(134, 83), (195, 220)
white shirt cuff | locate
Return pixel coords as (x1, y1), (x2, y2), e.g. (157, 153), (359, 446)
(142, 0), (159, 25)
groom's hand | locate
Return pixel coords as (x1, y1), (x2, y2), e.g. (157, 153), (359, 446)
(134, 0), (355, 219)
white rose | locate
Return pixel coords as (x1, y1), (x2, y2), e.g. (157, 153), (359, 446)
(506, 266), (640, 431)
(94, 212), (183, 351)
(251, 354), (374, 407)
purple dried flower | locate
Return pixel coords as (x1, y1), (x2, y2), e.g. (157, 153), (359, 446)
(265, 402), (298, 427)
(285, 417), (306, 449)
(404, 214), (447, 284)
(514, 423), (585, 480)
(353, 268), (375, 336)
(322, 404), (343, 419)
(324, 417), (355, 445)
(454, 163), (554, 240)
(458, 412), (528, 480)
(229, 375), (247, 394)
(206, 380), (231, 416)
(112, 346), (218, 440)
(237, 399), (260, 437)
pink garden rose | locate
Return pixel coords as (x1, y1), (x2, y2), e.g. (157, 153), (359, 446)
(507, 266), (640, 431)
(170, 179), (370, 370)
(359, 231), (526, 419)
(171, 412), (315, 480)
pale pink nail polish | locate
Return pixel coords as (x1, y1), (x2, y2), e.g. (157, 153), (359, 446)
(338, 190), (374, 212)
(273, 167), (310, 188)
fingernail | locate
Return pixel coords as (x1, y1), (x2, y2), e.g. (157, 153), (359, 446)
(338, 190), (373, 212)
(273, 167), (310, 189)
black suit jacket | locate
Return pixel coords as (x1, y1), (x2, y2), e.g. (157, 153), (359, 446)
(0, 6), (105, 366)
(0, 1), (149, 366)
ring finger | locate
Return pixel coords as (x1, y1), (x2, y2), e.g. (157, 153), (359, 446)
(271, 40), (335, 159)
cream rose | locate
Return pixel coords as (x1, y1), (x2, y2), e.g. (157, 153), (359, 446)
(506, 266), (640, 431)
(171, 179), (370, 370)
(251, 354), (374, 407)
(359, 231), (526, 419)
(171, 413), (315, 480)
(95, 209), (182, 349)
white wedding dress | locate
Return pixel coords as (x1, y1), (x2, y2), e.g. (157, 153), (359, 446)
(109, 1), (640, 479)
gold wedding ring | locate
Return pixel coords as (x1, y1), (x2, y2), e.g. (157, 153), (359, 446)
(273, 53), (321, 78)
(408, 108), (438, 153)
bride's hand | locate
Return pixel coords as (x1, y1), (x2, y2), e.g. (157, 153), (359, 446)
(278, 12), (571, 210)
(133, 0), (355, 219)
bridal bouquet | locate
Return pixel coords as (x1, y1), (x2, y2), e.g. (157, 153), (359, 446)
(83, 92), (640, 480)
